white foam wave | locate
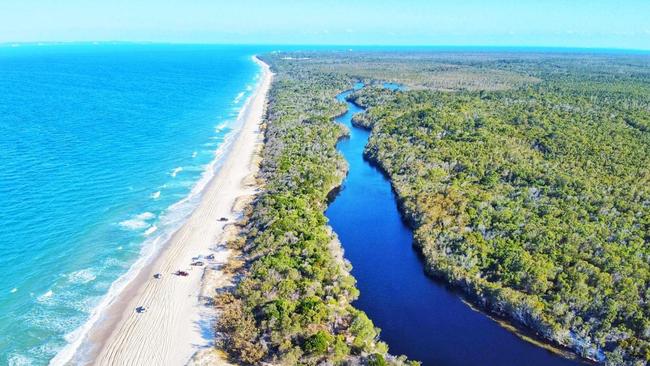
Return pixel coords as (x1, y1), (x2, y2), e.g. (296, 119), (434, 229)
(137, 212), (155, 220)
(118, 219), (147, 230)
(215, 122), (229, 132)
(77, 296), (102, 314)
(67, 269), (96, 284)
(104, 257), (128, 268)
(151, 191), (161, 199)
(143, 225), (157, 236)
(118, 212), (155, 231)
(38, 290), (53, 302)
(233, 91), (245, 103)
(24, 307), (79, 334)
(8, 353), (32, 366)
(50, 60), (265, 366)
(170, 167), (183, 178)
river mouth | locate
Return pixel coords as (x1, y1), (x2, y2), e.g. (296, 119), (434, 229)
(324, 85), (586, 366)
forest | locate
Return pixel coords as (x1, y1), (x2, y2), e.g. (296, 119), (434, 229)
(216, 50), (650, 365)
(214, 54), (416, 365)
(350, 52), (650, 365)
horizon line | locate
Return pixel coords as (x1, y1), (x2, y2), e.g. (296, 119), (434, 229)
(1, 40), (649, 54)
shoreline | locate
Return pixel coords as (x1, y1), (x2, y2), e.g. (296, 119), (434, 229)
(52, 56), (272, 366)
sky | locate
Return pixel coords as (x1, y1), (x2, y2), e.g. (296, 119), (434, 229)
(1, 0), (649, 50)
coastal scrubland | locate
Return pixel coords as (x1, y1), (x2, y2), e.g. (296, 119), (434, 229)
(217, 51), (650, 365)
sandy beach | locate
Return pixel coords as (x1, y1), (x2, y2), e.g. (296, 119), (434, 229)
(61, 57), (272, 366)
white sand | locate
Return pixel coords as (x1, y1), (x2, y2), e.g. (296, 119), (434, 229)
(75, 57), (271, 366)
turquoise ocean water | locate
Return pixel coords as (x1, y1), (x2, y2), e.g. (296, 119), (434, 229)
(0, 44), (260, 365)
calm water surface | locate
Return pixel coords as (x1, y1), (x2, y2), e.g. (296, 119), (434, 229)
(325, 86), (584, 366)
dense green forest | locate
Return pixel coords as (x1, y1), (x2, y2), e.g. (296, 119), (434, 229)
(215, 55), (415, 365)
(217, 51), (650, 365)
(350, 53), (650, 365)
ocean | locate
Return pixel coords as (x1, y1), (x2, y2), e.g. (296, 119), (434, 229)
(0, 44), (260, 365)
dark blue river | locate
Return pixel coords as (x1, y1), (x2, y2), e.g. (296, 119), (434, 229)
(325, 86), (584, 366)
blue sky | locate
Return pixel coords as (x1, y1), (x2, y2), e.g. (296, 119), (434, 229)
(1, 0), (649, 49)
